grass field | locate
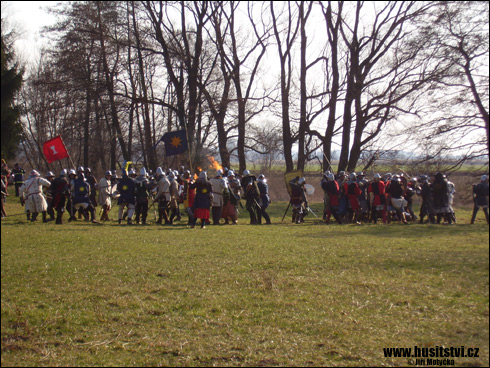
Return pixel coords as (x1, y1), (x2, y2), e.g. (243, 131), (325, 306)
(1, 200), (489, 367)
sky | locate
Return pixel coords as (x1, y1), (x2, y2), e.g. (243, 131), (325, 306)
(2, 1), (60, 65)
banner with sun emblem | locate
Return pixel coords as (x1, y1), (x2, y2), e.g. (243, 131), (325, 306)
(160, 130), (189, 157)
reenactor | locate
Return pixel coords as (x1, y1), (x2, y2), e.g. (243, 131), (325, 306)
(417, 175), (435, 224)
(182, 170), (196, 226)
(19, 170), (52, 223)
(209, 170), (228, 225)
(386, 175), (408, 224)
(154, 167), (171, 225)
(470, 175), (489, 225)
(168, 171), (181, 224)
(432, 172), (452, 224)
(323, 173), (342, 224)
(345, 173), (362, 224)
(72, 172), (99, 223)
(257, 174), (272, 225)
(241, 170), (261, 225)
(368, 173), (387, 224)
(85, 168), (98, 209)
(446, 175), (457, 223)
(44, 171), (56, 221)
(12, 163), (25, 197)
(190, 171), (213, 228)
(135, 168), (151, 225)
(67, 169), (78, 221)
(222, 170), (240, 225)
(98, 171), (113, 221)
(289, 176), (308, 224)
(357, 172), (369, 222)
(116, 169), (137, 225)
(50, 169), (70, 224)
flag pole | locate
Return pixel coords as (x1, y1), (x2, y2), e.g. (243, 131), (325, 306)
(183, 121), (193, 173)
(58, 135), (76, 169)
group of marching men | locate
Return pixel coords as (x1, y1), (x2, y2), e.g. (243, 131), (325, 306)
(1, 161), (488, 226)
(7, 165), (272, 227)
(314, 171), (489, 225)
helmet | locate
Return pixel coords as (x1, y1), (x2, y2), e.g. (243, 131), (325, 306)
(168, 171), (175, 180)
(105, 170), (112, 176)
(410, 177), (417, 183)
(418, 175), (428, 182)
(199, 171), (207, 180)
(216, 169), (223, 177)
(258, 174), (265, 181)
(69, 169), (76, 176)
(349, 173), (356, 180)
(60, 169), (68, 177)
(357, 172), (365, 177)
(338, 171), (345, 177)
(324, 170), (331, 177)
(46, 171), (55, 177)
(384, 173), (392, 179)
(156, 167), (164, 176)
(374, 173), (381, 180)
(243, 170), (250, 176)
(228, 170), (235, 178)
(30, 170), (40, 177)
(86, 167), (91, 174)
(128, 169), (136, 176)
(298, 177), (306, 185)
(327, 173), (335, 181)
(481, 175), (488, 182)
(77, 166), (84, 172)
(140, 168), (147, 176)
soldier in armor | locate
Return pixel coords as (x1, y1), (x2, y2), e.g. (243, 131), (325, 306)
(209, 170), (228, 225)
(323, 173), (342, 224)
(344, 172), (362, 224)
(44, 171), (56, 221)
(386, 175), (408, 224)
(190, 171), (213, 228)
(417, 175), (436, 224)
(116, 169), (137, 225)
(470, 175), (489, 224)
(241, 170), (261, 225)
(12, 163), (25, 197)
(51, 169), (70, 224)
(168, 171), (181, 224)
(289, 176), (308, 224)
(446, 175), (457, 223)
(368, 173), (387, 224)
(432, 172), (452, 224)
(257, 174), (272, 225)
(222, 170), (240, 225)
(357, 172), (369, 222)
(20, 170), (53, 223)
(72, 172), (99, 223)
(134, 168), (151, 225)
(154, 167), (171, 225)
(85, 168), (98, 209)
(182, 170), (196, 226)
(98, 171), (113, 221)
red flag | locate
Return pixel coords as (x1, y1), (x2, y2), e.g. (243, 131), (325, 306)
(43, 136), (69, 163)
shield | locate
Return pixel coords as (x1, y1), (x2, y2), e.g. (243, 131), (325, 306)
(304, 184), (315, 196)
(284, 170), (303, 197)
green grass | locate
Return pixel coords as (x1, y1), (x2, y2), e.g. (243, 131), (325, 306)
(1, 201), (489, 367)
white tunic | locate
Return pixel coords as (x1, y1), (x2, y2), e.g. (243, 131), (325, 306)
(20, 176), (51, 212)
(209, 177), (228, 207)
(98, 177), (113, 207)
(154, 176), (170, 201)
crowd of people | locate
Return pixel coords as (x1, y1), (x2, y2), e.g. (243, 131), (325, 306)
(1, 160), (489, 226)
(0, 162), (272, 228)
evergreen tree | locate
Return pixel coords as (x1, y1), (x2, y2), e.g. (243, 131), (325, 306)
(1, 24), (24, 160)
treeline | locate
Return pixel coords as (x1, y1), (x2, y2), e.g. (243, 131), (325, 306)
(6, 1), (490, 175)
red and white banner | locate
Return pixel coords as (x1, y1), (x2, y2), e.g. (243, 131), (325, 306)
(43, 136), (69, 163)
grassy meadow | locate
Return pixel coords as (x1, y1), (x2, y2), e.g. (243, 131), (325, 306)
(1, 200), (489, 367)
